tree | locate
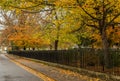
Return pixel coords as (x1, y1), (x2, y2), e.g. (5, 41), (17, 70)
(1, 0), (119, 54)
(0, 8), (50, 50)
(0, 0), (78, 50)
(76, 0), (120, 68)
(0, 9), (18, 48)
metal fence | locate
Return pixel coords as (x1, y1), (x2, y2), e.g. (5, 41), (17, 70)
(8, 48), (120, 76)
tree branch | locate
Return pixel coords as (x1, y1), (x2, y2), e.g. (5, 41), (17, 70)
(86, 23), (99, 30)
(10, 1), (55, 10)
(21, 8), (55, 14)
(10, 3), (42, 9)
(76, 0), (99, 21)
(106, 13), (120, 27)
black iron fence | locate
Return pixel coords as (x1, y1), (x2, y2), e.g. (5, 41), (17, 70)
(8, 48), (120, 76)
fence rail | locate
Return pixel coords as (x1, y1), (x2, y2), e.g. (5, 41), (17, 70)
(8, 48), (120, 76)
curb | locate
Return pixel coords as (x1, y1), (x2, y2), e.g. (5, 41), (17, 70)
(6, 54), (56, 81)
(7, 54), (120, 81)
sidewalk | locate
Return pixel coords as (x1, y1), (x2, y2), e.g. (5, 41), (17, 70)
(6, 54), (100, 81)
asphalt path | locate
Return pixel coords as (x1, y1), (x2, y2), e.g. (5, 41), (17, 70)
(0, 54), (43, 81)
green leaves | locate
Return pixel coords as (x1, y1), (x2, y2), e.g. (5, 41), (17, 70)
(0, 0), (120, 50)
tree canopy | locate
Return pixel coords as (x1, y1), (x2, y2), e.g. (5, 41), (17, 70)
(0, 0), (120, 52)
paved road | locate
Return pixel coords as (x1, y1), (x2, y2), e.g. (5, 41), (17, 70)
(0, 54), (43, 81)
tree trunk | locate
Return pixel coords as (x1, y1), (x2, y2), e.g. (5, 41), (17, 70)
(49, 44), (52, 50)
(23, 46), (26, 50)
(101, 31), (111, 68)
(55, 40), (59, 50)
(32, 48), (35, 50)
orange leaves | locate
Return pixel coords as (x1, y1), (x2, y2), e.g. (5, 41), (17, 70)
(107, 27), (120, 45)
(1, 25), (48, 49)
(92, 26), (120, 48)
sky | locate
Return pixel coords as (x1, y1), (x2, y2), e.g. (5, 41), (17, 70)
(0, 9), (4, 30)
(0, 13), (4, 30)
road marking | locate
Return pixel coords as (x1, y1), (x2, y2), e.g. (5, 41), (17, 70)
(7, 55), (56, 81)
